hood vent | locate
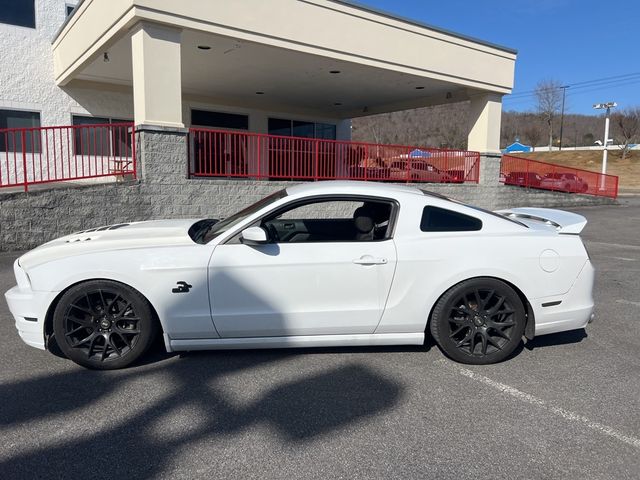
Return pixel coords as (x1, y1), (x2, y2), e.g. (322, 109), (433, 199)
(66, 237), (93, 243)
(72, 223), (130, 235)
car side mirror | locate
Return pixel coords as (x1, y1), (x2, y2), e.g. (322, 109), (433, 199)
(241, 226), (268, 245)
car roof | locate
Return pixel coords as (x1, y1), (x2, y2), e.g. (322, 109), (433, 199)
(285, 180), (425, 197)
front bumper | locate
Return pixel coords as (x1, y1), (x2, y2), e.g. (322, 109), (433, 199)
(4, 285), (58, 350)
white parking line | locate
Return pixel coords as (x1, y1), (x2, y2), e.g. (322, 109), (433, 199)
(616, 299), (640, 308)
(586, 241), (640, 251)
(439, 361), (640, 450)
(603, 256), (637, 262)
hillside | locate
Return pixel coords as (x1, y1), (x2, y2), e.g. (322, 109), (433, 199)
(351, 103), (612, 150)
(351, 102), (639, 189)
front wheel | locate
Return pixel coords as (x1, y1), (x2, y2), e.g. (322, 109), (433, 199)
(429, 278), (526, 364)
(53, 280), (157, 370)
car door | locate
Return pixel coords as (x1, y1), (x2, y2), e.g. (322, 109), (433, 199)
(207, 197), (398, 338)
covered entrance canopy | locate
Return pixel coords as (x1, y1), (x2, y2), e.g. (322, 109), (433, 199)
(53, 0), (516, 152)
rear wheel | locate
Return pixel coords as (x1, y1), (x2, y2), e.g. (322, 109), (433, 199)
(53, 280), (157, 370)
(430, 278), (526, 364)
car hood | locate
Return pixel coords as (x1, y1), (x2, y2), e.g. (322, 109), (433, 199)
(18, 219), (200, 270)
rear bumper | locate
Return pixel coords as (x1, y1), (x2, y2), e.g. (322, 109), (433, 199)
(4, 286), (57, 350)
(534, 260), (595, 336)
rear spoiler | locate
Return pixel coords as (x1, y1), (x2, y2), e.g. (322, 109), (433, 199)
(495, 207), (587, 234)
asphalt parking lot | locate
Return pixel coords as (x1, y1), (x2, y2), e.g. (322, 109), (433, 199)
(1, 198), (639, 480)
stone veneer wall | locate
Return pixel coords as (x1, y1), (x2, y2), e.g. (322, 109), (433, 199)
(0, 129), (615, 252)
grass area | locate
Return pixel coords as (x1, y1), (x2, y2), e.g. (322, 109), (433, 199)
(516, 149), (640, 190)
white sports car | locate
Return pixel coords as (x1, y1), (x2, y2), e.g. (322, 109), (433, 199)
(4, 181), (594, 369)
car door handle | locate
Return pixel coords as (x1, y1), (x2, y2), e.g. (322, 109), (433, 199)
(353, 255), (388, 265)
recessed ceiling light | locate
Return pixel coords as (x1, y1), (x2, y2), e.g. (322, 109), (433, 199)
(415, 86), (425, 90)
(255, 91), (265, 95)
(330, 70), (341, 74)
(197, 45), (211, 50)
(333, 102), (342, 106)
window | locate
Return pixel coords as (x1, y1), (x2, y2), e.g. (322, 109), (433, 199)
(420, 206), (482, 232)
(316, 123), (337, 140)
(267, 118), (292, 137)
(0, 0), (35, 28)
(191, 110), (248, 130)
(72, 116), (132, 157)
(268, 118), (337, 140)
(260, 198), (394, 243)
(0, 109), (41, 153)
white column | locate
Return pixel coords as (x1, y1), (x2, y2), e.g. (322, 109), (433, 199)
(131, 23), (184, 128)
(467, 93), (503, 153)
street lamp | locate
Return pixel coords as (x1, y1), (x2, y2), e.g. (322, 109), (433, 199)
(558, 85), (569, 150)
(593, 102), (616, 189)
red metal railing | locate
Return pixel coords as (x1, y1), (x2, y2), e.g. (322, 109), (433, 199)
(501, 155), (618, 198)
(189, 128), (480, 184)
(0, 123), (136, 191)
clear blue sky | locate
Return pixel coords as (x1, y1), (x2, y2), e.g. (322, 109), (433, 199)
(358, 0), (639, 115)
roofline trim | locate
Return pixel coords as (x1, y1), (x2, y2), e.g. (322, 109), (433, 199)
(52, 0), (86, 42)
(328, 0), (518, 55)
(57, 0), (517, 56)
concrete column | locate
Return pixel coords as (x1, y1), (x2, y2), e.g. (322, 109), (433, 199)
(478, 153), (502, 186)
(136, 126), (189, 185)
(467, 93), (502, 153)
(131, 23), (184, 128)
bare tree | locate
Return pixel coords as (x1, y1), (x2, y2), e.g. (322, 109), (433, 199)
(523, 125), (542, 152)
(612, 107), (640, 160)
(534, 79), (563, 151)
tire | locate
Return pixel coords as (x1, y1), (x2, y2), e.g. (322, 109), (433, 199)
(429, 278), (526, 364)
(53, 280), (157, 370)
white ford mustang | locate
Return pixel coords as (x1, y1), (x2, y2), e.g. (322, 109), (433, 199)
(4, 181), (594, 369)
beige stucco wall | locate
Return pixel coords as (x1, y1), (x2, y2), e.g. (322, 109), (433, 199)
(0, 0), (133, 127)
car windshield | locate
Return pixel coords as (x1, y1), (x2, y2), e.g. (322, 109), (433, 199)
(191, 189), (288, 244)
(544, 173), (563, 179)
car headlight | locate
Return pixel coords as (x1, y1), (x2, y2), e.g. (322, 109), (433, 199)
(14, 259), (31, 290)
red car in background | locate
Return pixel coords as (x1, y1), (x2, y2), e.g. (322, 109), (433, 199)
(504, 171), (543, 188)
(539, 173), (589, 193)
(445, 169), (468, 183)
(389, 159), (451, 183)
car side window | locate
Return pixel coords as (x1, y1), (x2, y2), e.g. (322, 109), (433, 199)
(420, 206), (482, 232)
(261, 198), (394, 243)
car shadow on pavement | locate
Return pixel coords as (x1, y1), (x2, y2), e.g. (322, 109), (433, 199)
(524, 328), (588, 350)
(0, 350), (403, 479)
(0, 266), (409, 478)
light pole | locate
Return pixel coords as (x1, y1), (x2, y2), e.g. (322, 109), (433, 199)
(593, 102), (616, 189)
(558, 85), (569, 150)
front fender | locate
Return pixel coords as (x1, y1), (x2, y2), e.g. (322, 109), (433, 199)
(26, 245), (217, 339)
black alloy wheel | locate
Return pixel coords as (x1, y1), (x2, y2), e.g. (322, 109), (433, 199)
(53, 280), (157, 370)
(430, 278), (526, 364)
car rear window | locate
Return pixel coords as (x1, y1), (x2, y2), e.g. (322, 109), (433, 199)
(420, 206), (482, 232)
